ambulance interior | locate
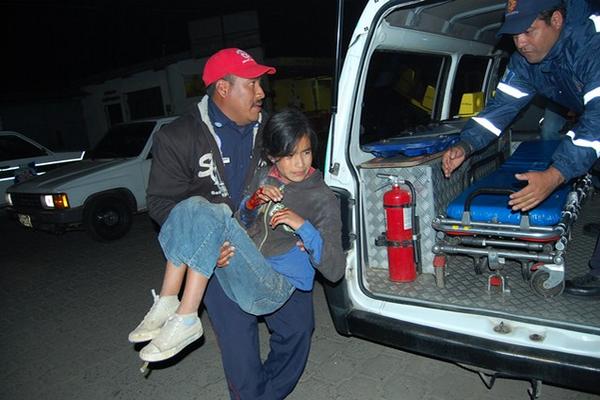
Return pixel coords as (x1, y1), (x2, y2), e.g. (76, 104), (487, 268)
(347, 2), (600, 337)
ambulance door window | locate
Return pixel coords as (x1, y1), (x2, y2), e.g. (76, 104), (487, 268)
(449, 55), (491, 119)
(360, 50), (449, 145)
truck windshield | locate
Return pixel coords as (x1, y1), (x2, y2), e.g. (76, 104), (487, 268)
(86, 122), (156, 159)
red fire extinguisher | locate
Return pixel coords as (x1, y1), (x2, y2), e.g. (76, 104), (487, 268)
(376, 174), (419, 282)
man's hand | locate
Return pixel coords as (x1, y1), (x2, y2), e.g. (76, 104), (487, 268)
(216, 241), (235, 267)
(508, 167), (565, 211)
(442, 145), (466, 178)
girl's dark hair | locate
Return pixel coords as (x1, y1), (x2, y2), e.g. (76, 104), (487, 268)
(262, 108), (318, 160)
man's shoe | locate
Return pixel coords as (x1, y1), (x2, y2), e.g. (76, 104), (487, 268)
(139, 314), (203, 362)
(564, 273), (600, 297)
(128, 290), (180, 343)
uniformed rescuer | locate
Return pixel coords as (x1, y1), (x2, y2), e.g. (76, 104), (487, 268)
(442, 0), (600, 297)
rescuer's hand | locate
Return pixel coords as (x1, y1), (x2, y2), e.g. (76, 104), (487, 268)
(508, 167), (565, 211)
(442, 145), (466, 178)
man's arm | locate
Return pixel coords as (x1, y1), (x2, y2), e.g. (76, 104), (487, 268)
(550, 82), (600, 182)
(443, 56), (536, 177)
(146, 127), (193, 226)
(510, 30), (600, 211)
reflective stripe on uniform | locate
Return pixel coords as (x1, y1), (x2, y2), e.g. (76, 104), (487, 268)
(584, 86), (600, 105)
(590, 15), (600, 32)
(473, 117), (502, 136)
(497, 82), (529, 99)
(567, 131), (600, 157)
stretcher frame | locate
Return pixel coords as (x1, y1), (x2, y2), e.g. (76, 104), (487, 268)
(432, 174), (594, 297)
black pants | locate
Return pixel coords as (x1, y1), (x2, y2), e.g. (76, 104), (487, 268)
(591, 233), (600, 275)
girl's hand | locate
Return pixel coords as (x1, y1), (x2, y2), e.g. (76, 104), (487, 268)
(245, 185), (283, 209)
(270, 208), (304, 231)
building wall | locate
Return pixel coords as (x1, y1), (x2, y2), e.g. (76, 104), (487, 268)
(81, 46), (265, 147)
(82, 70), (171, 146)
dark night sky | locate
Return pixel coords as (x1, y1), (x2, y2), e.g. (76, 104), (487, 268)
(1, 0), (365, 98)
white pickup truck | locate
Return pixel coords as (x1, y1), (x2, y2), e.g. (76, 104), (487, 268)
(5, 117), (176, 241)
(0, 131), (84, 206)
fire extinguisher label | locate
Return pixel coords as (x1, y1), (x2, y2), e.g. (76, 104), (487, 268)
(403, 208), (412, 230)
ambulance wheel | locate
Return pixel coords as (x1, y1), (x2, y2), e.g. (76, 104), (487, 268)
(529, 269), (564, 298)
(523, 261), (541, 281)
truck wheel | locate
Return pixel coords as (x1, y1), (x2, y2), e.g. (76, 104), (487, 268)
(84, 196), (132, 241)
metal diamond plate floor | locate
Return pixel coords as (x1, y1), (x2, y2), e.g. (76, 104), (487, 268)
(364, 192), (600, 334)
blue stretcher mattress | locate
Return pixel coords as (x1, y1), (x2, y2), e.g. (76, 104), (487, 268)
(446, 140), (570, 226)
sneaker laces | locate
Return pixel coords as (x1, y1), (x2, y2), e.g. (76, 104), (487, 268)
(141, 289), (161, 321)
(139, 315), (196, 375)
(163, 315), (180, 336)
(153, 315), (187, 349)
(138, 289), (161, 376)
(139, 315), (182, 375)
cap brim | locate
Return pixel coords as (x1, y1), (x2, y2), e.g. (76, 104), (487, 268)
(496, 13), (537, 37)
(232, 64), (276, 79)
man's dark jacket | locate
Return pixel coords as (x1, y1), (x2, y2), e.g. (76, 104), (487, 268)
(146, 95), (265, 226)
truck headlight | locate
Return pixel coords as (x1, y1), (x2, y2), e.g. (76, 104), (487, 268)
(42, 193), (70, 209)
(5, 193), (12, 206)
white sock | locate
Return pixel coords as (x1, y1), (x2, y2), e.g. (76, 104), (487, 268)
(158, 295), (179, 307)
(175, 312), (198, 326)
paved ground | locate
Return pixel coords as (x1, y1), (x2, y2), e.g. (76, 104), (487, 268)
(1, 209), (599, 400)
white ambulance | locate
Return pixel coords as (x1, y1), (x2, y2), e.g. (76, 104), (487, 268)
(323, 0), (600, 395)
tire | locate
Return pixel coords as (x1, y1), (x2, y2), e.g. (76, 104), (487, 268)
(84, 195), (132, 241)
(529, 268), (565, 298)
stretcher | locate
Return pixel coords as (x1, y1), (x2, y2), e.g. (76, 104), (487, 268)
(432, 140), (594, 297)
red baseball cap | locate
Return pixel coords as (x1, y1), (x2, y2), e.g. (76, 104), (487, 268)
(202, 48), (276, 86)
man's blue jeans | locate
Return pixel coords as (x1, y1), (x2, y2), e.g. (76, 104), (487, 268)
(158, 196), (295, 315)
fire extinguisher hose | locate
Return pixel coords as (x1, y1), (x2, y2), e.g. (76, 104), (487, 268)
(403, 179), (422, 272)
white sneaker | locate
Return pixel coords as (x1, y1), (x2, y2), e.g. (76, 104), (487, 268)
(128, 289), (179, 343)
(139, 314), (203, 362)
